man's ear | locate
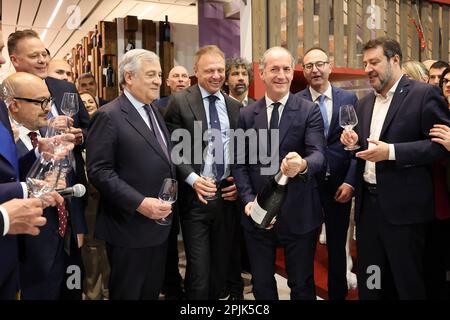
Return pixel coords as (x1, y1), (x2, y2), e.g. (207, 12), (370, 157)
(124, 71), (133, 85)
(8, 100), (19, 113)
(10, 55), (19, 69)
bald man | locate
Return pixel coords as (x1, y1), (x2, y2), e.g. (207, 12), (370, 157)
(47, 59), (74, 83)
(155, 65), (191, 109)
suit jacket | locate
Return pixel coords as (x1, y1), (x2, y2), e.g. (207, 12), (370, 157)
(98, 97), (108, 107)
(232, 93), (326, 235)
(353, 76), (450, 224)
(164, 84), (241, 210)
(297, 86), (357, 187)
(87, 94), (176, 248)
(45, 77), (89, 235)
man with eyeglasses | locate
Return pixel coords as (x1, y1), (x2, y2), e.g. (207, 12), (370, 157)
(296, 47), (358, 300)
(7, 29), (89, 300)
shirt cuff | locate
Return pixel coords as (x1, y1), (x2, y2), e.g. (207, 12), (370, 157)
(21, 182), (29, 199)
(343, 182), (355, 190)
(34, 147), (40, 158)
(0, 206), (10, 236)
(388, 144), (396, 160)
(185, 172), (200, 187)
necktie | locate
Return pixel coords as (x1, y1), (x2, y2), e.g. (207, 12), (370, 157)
(57, 204), (68, 238)
(318, 95), (329, 137)
(207, 95), (224, 180)
(28, 131), (39, 148)
(144, 104), (170, 161)
(0, 121), (19, 178)
(267, 102), (281, 156)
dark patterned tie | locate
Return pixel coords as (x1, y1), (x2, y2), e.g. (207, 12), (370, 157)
(268, 102), (281, 156)
(207, 95), (224, 180)
(144, 104), (170, 161)
(28, 131), (39, 148)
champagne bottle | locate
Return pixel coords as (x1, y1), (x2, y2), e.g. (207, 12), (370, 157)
(250, 171), (289, 229)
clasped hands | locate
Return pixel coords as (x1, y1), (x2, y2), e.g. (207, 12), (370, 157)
(193, 176), (238, 205)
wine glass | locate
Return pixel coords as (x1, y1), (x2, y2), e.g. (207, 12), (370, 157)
(157, 178), (178, 226)
(45, 117), (70, 154)
(26, 152), (61, 198)
(60, 93), (79, 118)
(339, 104), (360, 151)
(200, 161), (218, 201)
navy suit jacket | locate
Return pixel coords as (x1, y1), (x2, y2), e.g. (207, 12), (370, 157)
(297, 86), (357, 187)
(87, 94), (176, 248)
(45, 77), (89, 234)
(353, 76), (450, 224)
(232, 93), (326, 236)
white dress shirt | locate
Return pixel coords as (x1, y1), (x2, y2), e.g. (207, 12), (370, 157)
(363, 76), (402, 184)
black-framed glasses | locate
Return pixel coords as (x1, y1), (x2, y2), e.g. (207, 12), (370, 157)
(14, 96), (53, 111)
(303, 61), (329, 71)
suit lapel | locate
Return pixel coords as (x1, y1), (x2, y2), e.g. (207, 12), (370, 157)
(186, 85), (208, 132)
(329, 86), (341, 137)
(120, 95), (168, 163)
(380, 76), (410, 139)
(224, 95), (240, 130)
(253, 99), (268, 131)
(45, 78), (63, 115)
(279, 93), (299, 145)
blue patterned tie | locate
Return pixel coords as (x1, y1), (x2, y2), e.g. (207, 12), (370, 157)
(318, 95), (329, 137)
(207, 95), (224, 180)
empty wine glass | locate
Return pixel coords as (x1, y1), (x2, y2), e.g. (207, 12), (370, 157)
(45, 117), (70, 154)
(26, 152), (61, 198)
(60, 93), (79, 118)
(157, 178), (178, 226)
(339, 104), (360, 151)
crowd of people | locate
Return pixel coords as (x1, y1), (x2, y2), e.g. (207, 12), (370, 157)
(0, 28), (449, 301)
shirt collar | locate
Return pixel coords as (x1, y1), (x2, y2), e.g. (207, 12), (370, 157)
(19, 125), (39, 137)
(124, 89), (147, 109)
(198, 85), (224, 102)
(265, 92), (290, 108)
(309, 82), (332, 102)
(374, 75), (403, 99)
(229, 94), (248, 107)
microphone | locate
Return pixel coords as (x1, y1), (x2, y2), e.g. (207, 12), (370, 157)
(56, 184), (86, 198)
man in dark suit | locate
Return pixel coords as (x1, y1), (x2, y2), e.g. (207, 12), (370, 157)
(87, 49), (175, 300)
(341, 37), (450, 299)
(225, 57), (255, 107)
(76, 73), (109, 106)
(165, 45), (241, 300)
(232, 46), (326, 300)
(297, 47), (357, 300)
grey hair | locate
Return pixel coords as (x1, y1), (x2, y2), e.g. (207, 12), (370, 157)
(259, 46), (296, 71)
(119, 49), (160, 87)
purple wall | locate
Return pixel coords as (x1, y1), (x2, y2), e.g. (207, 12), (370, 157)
(198, 0), (240, 59)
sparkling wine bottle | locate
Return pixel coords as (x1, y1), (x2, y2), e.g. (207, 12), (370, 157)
(250, 171), (289, 229)
(161, 15), (171, 42)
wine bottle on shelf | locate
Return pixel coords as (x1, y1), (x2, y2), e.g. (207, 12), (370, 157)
(161, 15), (171, 42)
(92, 25), (98, 47)
(106, 61), (114, 87)
(250, 171), (289, 229)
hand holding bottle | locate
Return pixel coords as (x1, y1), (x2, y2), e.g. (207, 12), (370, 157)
(280, 152), (307, 177)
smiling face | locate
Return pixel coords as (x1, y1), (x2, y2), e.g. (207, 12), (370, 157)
(10, 36), (49, 79)
(363, 46), (401, 95)
(302, 49), (332, 92)
(195, 53), (225, 94)
(80, 92), (98, 118)
(124, 58), (162, 104)
(260, 48), (294, 101)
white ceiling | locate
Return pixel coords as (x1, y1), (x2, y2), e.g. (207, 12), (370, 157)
(1, 0), (198, 61)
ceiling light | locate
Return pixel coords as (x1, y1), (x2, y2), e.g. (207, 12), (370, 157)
(40, 0), (64, 41)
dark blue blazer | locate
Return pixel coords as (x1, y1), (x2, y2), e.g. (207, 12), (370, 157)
(87, 94), (176, 248)
(232, 93), (326, 236)
(297, 86), (357, 187)
(353, 76), (450, 224)
(45, 77), (89, 235)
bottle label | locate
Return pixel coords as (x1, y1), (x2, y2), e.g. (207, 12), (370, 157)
(250, 196), (267, 225)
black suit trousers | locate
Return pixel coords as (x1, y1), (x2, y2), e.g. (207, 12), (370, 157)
(181, 194), (236, 300)
(319, 179), (351, 300)
(244, 226), (319, 300)
(356, 189), (427, 300)
(106, 241), (168, 300)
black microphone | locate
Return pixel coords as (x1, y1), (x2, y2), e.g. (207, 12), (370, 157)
(56, 184), (86, 198)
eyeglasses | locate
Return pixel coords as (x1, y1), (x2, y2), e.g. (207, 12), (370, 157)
(303, 61), (329, 71)
(14, 96), (53, 111)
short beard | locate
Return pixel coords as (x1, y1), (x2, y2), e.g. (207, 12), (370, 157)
(373, 63), (392, 93)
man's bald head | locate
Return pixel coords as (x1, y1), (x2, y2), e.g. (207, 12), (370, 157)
(47, 59), (73, 82)
(166, 65), (190, 93)
(5, 72), (51, 131)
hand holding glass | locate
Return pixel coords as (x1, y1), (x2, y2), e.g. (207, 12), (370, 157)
(26, 153), (61, 199)
(339, 104), (360, 151)
(157, 178), (178, 226)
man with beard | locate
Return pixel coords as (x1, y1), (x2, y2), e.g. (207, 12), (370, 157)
(341, 37), (450, 299)
(224, 58), (255, 107)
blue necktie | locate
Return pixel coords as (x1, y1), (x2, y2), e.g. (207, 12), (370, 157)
(207, 95), (224, 181)
(144, 104), (170, 161)
(318, 95), (329, 137)
(0, 121), (19, 178)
